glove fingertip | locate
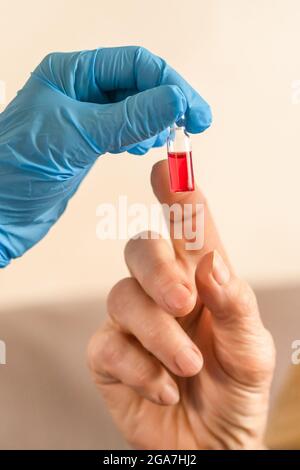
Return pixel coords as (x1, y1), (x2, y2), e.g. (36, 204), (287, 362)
(185, 102), (213, 134)
(153, 129), (169, 148)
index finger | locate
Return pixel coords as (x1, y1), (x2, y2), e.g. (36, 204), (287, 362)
(151, 160), (232, 269)
(95, 46), (212, 133)
(40, 47), (211, 133)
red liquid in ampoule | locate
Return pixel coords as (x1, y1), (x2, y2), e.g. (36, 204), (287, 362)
(167, 151), (195, 192)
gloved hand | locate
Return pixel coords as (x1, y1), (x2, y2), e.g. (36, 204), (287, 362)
(0, 46), (212, 267)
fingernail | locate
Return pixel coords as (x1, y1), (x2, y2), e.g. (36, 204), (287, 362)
(159, 384), (180, 405)
(175, 346), (203, 375)
(212, 251), (230, 286)
(164, 283), (192, 311)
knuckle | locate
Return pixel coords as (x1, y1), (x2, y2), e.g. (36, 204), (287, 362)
(107, 277), (137, 321)
(133, 362), (156, 388)
(125, 233), (161, 263)
(228, 279), (258, 314)
(88, 330), (123, 375)
(163, 84), (184, 108)
(165, 83), (180, 98)
(100, 338), (124, 370)
(40, 52), (59, 66)
(135, 45), (151, 59)
(142, 259), (173, 289)
(131, 45), (157, 71)
(87, 333), (105, 373)
(41, 52), (53, 64)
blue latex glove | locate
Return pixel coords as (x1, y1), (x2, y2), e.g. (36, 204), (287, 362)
(0, 46), (212, 267)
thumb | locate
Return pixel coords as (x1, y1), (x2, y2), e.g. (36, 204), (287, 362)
(76, 84), (187, 155)
(196, 250), (259, 325)
(195, 250), (275, 386)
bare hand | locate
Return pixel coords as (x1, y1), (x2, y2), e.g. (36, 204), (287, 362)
(88, 160), (275, 450)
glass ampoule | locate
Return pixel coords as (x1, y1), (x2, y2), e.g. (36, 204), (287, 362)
(167, 121), (194, 192)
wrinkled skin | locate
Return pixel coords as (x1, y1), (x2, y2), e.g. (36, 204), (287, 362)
(88, 161), (275, 450)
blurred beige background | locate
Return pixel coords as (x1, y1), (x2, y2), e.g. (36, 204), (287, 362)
(1, 0), (300, 450)
(0, 0), (300, 309)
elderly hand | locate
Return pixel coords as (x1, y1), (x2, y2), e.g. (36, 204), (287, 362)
(88, 160), (275, 450)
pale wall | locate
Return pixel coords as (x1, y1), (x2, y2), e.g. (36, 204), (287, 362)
(0, 0), (300, 308)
